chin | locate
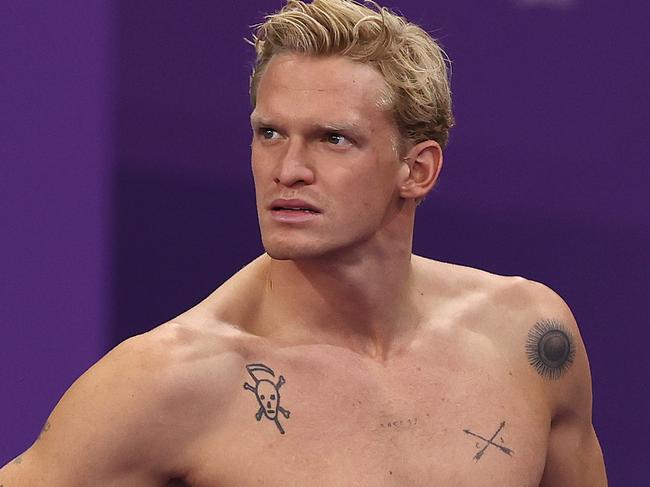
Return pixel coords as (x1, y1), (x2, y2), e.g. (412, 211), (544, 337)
(263, 233), (372, 264)
(261, 234), (341, 262)
(263, 243), (323, 261)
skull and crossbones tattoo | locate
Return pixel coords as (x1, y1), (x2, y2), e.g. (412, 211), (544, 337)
(243, 363), (291, 434)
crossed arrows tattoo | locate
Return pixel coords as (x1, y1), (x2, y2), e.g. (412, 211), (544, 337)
(463, 421), (514, 462)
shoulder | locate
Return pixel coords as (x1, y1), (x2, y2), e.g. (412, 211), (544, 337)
(0, 320), (250, 483)
(183, 254), (268, 325)
(414, 254), (560, 313)
(416, 256), (592, 411)
(72, 319), (250, 439)
(416, 254), (578, 333)
(64, 322), (248, 452)
(121, 320), (252, 409)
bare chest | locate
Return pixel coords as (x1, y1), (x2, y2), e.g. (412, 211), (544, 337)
(184, 344), (549, 487)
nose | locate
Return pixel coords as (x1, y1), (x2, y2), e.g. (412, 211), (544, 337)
(274, 138), (315, 188)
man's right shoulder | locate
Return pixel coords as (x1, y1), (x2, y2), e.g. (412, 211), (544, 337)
(115, 320), (251, 401)
(0, 320), (250, 485)
(74, 318), (251, 441)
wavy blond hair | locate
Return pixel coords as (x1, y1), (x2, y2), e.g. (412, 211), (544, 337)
(249, 0), (454, 149)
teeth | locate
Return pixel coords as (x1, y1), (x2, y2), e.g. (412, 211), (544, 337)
(272, 206), (317, 213)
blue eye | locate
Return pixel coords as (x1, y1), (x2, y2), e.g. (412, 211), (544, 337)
(326, 133), (351, 146)
(260, 128), (279, 140)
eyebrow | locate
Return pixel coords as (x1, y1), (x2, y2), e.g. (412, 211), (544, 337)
(318, 121), (363, 133)
(250, 113), (365, 134)
(250, 113), (271, 127)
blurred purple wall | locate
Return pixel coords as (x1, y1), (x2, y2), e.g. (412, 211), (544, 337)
(1, 0), (111, 462)
(2, 0), (648, 484)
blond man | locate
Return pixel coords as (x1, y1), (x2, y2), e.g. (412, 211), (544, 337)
(1, 1), (606, 485)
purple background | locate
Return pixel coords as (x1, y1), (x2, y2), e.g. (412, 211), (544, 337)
(2, 0), (648, 484)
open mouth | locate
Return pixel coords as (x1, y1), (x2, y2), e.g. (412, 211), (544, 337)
(269, 199), (321, 219)
(272, 207), (319, 214)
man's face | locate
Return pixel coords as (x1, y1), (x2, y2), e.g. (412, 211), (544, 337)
(251, 53), (404, 260)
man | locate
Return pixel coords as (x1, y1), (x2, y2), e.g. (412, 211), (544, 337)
(1, 0), (606, 485)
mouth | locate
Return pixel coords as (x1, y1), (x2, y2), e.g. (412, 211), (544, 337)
(268, 201), (321, 224)
(269, 199), (321, 214)
(271, 207), (319, 214)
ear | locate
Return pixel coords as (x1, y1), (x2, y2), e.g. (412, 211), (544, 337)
(398, 140), (443, 200)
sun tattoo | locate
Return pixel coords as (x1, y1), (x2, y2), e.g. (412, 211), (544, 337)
(525, 318), (575, 380)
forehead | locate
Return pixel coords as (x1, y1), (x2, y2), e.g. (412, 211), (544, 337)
(253, 53), (393, 130)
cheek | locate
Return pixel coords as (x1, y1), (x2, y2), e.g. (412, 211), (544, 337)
(251, 145), (270, 177)
(251, 159), (273, 195)
(250, 154), (263, 180)
(329, 166), (394, 212)
(355, 171), (398, 206)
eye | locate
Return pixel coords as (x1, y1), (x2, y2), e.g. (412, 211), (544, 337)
(259, 128), (280, 140)
(260, 395), (266, 400)
(270, 394), (276, 400)
(324, 133), (353, 147)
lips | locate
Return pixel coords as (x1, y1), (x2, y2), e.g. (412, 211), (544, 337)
(269, 198), (321, 213)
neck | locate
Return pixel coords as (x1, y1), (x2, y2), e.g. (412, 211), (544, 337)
(254, 225), (422, 360)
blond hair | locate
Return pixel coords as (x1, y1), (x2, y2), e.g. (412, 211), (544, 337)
(249, 0), (454, 149)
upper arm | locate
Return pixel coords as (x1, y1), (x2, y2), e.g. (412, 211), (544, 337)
(523, 281), (607, 487)
(0, 332), (190, 486)
(541, 419), (607, 487)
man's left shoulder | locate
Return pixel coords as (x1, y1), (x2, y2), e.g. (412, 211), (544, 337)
(486, 274), (593, 397)
(458, 270), (606, 485)
(489, 273), (578, 326)
(417, 257), (587, 370)
(437, 259), (580, 331)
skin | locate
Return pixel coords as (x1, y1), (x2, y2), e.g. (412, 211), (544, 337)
(0, 53), (606, 486)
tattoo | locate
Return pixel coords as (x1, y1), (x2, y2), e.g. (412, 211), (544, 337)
(37, 421), (51, 441)
(243, 363), (291, 434)
(463, 421), (514, 462)
(526, 319), (575, 380)
(379, 417), (418, 429)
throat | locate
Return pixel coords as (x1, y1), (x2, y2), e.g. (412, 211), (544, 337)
(165, 478), (191, 487)
(253, 253), (422, 357)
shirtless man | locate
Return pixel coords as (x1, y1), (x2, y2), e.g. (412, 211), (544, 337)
(1, 1), (607, 485)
